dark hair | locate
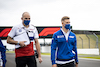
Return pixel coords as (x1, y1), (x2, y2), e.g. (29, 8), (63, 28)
(61, 16), (70, 21)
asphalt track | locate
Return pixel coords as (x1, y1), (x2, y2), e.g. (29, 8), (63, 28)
(6, 53), (100, 67)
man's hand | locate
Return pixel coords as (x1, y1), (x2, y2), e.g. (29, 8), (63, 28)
(19, 41), (27, 47)
(38, 57), (42, 63)
(75, 64), (78, 67)
(52, 64), (57, 67)
(7, 36), (27, 48)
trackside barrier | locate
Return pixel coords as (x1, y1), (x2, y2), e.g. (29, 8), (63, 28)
(77, 49), (99, 55)
(41, 46), (99, 55)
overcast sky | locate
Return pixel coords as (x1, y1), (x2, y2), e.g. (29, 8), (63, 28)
(0, 0), (100, 31)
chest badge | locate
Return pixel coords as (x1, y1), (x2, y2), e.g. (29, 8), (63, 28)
(19, 29), (22, 32)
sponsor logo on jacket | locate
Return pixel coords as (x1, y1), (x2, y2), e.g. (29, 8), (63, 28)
(57, 35), (64, 38)
(69, 36), (74, 38)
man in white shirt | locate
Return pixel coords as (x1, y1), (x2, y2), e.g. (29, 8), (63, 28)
(7, 12), (42, 67)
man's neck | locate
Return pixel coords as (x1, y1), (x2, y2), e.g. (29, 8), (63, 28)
(62, 26), (69, 33)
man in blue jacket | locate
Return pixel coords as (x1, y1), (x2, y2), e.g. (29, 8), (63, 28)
(0, 38), (6, 67)
(51, 16), (78, 67)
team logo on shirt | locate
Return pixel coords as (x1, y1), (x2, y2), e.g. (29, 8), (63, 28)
(57, 35), (64, 38)
(19, 29), (22, 32)
(69, 36), (74, 38)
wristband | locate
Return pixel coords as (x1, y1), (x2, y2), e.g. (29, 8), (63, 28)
(76, 62), (79, 64)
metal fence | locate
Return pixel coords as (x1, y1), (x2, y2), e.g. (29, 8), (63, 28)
(76, 31), (99, 49)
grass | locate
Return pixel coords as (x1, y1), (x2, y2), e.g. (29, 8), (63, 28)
(41, 53), (51, 55)
(97, 35), (100, 47)
(6, 51), (15, 53)
(80, 56), (100, 59)
(97, 35), (100, 41)
(78, 54), (100, 59)
(6, 51), (51, 55)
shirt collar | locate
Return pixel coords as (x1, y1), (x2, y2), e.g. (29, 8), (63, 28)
(20, 23), (31, 29)
(61, 28), (70, 35)
(20, 23), (25, 28)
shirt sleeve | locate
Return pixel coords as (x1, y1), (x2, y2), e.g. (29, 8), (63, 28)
(51, 33), (58, 65)
(8, 26), (17, 38)
(34, 27), (39, 39)
(73, 35), (79, 63)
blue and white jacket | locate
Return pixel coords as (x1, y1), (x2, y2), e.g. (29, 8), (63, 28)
(51, 29), (78, 65)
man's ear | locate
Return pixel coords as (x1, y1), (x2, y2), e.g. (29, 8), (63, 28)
(21, 17), (23, 20)
(62, 21), (64, 25)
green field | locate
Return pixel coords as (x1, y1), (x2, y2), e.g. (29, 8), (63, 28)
(80, 56), (100, 59)
(6, 51), (15, 53)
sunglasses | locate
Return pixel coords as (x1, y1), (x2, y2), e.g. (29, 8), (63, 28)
(25, 18), (30, 19)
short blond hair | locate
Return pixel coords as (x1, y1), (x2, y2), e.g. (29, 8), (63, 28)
(61, 16), (70, 21)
